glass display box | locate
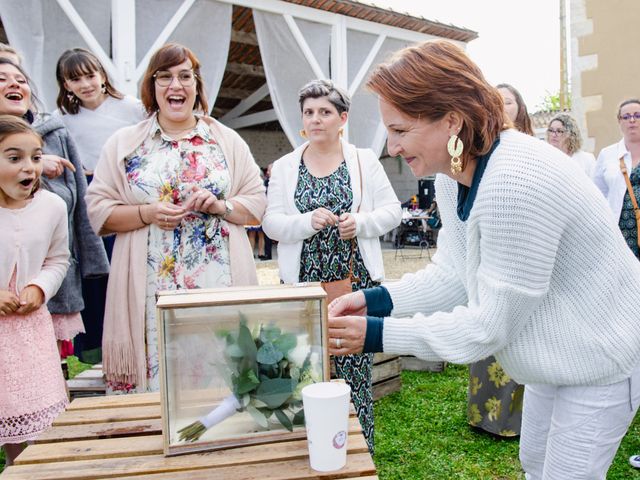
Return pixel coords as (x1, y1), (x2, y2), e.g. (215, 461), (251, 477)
(156, 283), (329, 456)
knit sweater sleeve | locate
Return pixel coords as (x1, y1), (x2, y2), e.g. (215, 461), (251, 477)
(28, 196), (70, 302)
(382, 142), (565, 363)
(384, 224), (468, 318)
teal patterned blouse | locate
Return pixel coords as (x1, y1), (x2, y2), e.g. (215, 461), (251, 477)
(619, 163), (640, 259)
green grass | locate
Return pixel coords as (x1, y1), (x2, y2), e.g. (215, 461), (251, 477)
(2, 361), (640, 478)
(374, 365), (640, 479)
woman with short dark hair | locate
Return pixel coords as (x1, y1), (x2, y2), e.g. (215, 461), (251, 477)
(329, 40), (640, 478)
(86, 43), (266, 393)
(263, 78), (401, 453)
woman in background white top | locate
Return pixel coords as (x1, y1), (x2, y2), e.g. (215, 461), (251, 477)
(54, 48), (146, 364)
(593, 98), (640, 470)
(546, 113), (596, 177)
(262, 79), (401, 453)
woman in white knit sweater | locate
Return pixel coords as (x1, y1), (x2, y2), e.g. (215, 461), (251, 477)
(328, 40), (640, 479)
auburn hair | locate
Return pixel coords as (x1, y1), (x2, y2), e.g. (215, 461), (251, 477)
(140, 43), (208, 116)
(367, 40), (506, 168)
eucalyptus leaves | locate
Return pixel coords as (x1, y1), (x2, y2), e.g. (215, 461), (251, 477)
(178, 317), (318, 442)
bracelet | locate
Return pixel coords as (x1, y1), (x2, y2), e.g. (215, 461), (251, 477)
(138, 205), (150, 225)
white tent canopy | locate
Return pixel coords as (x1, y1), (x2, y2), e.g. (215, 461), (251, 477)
(0, 0), (441, 153)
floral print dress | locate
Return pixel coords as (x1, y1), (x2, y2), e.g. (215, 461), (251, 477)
(109, 118), (232, 393)
(295, 159), (376, 454)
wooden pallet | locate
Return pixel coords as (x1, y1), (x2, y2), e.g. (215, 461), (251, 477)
(2, 393), (377, 480)
(329, 353), (402, 400)
(400, 356), (447, 372)
(372, 353), (402, 401)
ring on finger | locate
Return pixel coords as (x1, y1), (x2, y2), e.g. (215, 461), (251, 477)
(336, 338), (342, 349)
(164, 215), (168, 222)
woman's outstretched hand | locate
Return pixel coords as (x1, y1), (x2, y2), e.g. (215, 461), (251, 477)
(328, 314), (367, 356)
(328, 291), (367, 355)
(328, 291), (366, 317)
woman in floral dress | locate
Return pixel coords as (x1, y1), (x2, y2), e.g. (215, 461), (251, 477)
(86, 44), (266, 393)
(263, 80), (402, 453)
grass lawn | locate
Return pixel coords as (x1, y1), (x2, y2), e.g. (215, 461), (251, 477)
(374, 365), (640, 479)
(2, 360), (640, 478)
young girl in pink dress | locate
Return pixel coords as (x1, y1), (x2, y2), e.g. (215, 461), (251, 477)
(0, 116), (69, 466)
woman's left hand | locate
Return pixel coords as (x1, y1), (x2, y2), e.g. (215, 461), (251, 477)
(16, 285), (44, 315)
(328, 314), (367, 355)
(337, 212), (356, 239)
(183, 186), (222, 215)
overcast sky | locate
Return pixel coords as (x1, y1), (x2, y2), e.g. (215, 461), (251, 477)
(371, 0), (563, 112)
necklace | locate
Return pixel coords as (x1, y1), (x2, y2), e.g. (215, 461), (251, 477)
(159, 117), (197, 137)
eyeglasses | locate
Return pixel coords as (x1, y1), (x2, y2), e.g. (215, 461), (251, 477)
(547, 128), (566, 136)
(619, 113), (640, 121)
(153, 70), (197, 87)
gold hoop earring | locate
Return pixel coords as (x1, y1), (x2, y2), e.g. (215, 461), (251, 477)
(448, 134), (464, 175)
(299, 129), (307, 139)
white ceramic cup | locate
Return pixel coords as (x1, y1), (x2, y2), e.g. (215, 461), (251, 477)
(301, 381), (351, 472)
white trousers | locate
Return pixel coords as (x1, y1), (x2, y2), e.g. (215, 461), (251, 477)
(520, 362), (640, 479)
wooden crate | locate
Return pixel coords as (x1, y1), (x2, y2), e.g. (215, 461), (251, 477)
(329, 353), (402, 401)
(400, 356), (447, 372)
(67, 364), (106, 399)
(3, 393), (378, 479)
(372, 353), (402, 401)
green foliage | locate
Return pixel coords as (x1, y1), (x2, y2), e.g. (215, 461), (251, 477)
(536, 90), (572, 113)
(179, 317), (318, 442)
(373, 365), (640, 479)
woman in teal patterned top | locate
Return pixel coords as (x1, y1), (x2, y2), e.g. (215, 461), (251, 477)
(263, 80), (402, 453)
(593, 98), (640, 470)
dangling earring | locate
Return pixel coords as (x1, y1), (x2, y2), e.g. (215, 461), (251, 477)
(338, 127), (344, 137)
(448, 133), (464, 175)
(299, 129), (307, 139)
(66, 91), (78, 103)
(101, 83), (106, 94)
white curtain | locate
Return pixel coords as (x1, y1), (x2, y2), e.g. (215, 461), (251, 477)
(0, 0), (231, 112)
(254, 9), (411, 156)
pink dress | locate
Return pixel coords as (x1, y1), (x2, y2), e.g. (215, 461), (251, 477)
(0, 271), (68, 444)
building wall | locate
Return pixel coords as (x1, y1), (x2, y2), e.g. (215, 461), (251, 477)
(573, 0), (640, 154)
(237, 128), (293, 169)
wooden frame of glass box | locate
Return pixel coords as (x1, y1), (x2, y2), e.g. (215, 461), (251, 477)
(156, 283), (329, 456)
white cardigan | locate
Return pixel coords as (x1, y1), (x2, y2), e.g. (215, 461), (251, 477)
(593, 138), (631, 219)
(262, 139), (401, 284)
(383, 129), (640, 386)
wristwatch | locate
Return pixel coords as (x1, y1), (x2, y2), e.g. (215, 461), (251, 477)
(222, 200), (234, 218)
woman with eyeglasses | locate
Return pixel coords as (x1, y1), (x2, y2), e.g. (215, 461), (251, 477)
(593, 100), (640, 470)
(546, 113), (596, 177)
(86, 43), (266, 394)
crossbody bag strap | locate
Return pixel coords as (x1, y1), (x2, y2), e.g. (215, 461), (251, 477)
(619, 157), (640, 248)
(348, 150), (363, 277)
